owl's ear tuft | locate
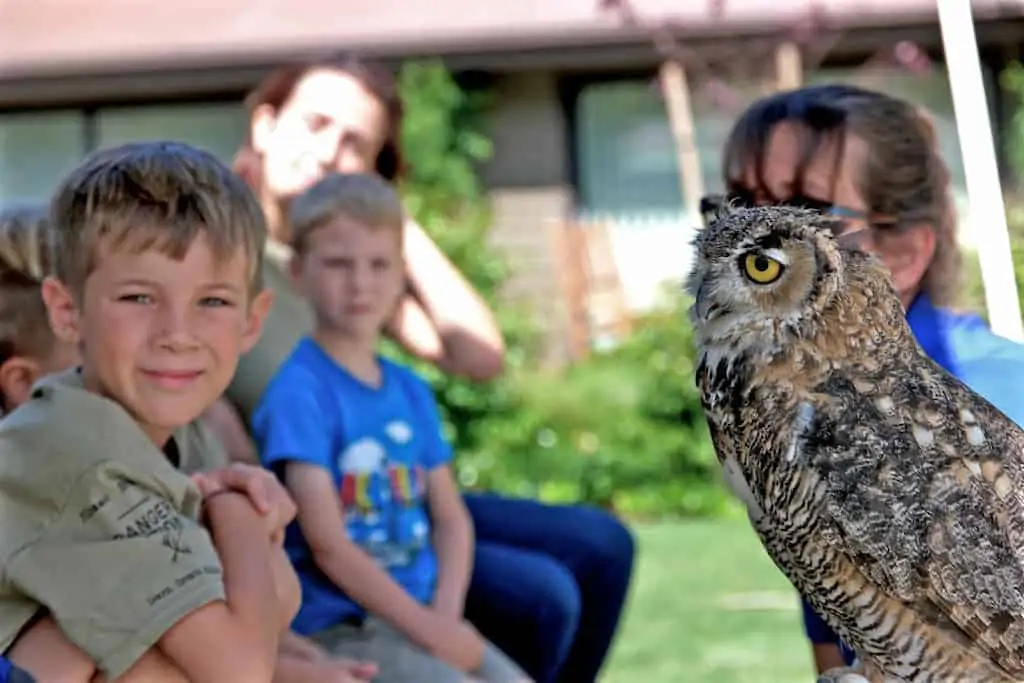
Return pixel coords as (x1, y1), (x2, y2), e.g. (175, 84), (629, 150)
(699, 194), (743, 231)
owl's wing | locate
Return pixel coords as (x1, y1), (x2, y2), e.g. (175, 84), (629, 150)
(811, 361), (1024, 673)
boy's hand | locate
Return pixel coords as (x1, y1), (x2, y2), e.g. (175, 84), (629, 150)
(192, 464), (297, 542)
(427, 618), (486, 673)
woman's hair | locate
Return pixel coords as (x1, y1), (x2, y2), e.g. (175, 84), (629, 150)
(839, 91), (962, 308)
(232, 53), (405, 189)
(722, 83), (864, 194)
(721, 83), (961, 307)
(0, 204), (57, 406)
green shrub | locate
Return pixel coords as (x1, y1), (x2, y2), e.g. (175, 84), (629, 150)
(391, 59), (734, 519)
(460, 288), (737, 519)
(961, 204), (1024, 325)
(387, 59), (539, 456)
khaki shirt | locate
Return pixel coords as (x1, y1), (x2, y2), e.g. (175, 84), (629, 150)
(177, 416), (231, 475)
(227, 241), (314, 426)
(0, 370), (225, 679)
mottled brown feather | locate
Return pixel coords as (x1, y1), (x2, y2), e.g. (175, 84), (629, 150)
(688, 205), (1024, 682)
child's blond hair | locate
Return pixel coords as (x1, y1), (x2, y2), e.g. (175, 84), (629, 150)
(0, 204), (57, 414)
(0, 204), (56, 364)
(287, 172), (405, 255)
(49, 140), (268, 295)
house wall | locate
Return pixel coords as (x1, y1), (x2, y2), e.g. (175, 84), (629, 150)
(480, 72), (578, 366)
(0, 26), (1020, 364)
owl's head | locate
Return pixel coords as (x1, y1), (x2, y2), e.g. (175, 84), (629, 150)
(686, 205), (866, 354)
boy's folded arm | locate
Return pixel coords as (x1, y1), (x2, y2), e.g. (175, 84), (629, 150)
(7, 462), (281, 683)
(4, 466), (233, 681)
(426, 464), (474, 616)
(158, 491), (280, 683)
(5, 616), (96, 683)
(284, 461), (441, 650)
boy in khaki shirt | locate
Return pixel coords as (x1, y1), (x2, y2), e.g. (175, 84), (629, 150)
(0, 203), (376, 683)
(0, 142), (296, 683)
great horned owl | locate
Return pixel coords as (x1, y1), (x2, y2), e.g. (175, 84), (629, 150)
(687, 205), (1024, 683)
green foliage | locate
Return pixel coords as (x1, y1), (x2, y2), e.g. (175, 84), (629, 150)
(1000, 60), (1024, 181)
(391, 59), (732, 519)
(1009, 209), (1024, 324)
(459, 287), (735, 519)
(388, 59), (539, 456)
(961, 202), (1024, 325)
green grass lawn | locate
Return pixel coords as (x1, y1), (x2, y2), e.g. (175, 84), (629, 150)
(601, 519), (815, 683)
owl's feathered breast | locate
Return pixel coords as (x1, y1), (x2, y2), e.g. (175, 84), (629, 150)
(690, 207), (1024, 678)
(701, 332), (1024, 678)
(811, 351), (1024, 601)
(813, 351), (1024, 674)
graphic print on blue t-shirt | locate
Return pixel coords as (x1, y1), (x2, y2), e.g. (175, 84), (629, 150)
(336, 431), (430, 568)
(251, 338), (454, 635)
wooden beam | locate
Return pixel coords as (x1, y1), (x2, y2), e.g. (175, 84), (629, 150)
(583, 222), (633, 347)
(659, 58), (705, 214)
(547, 220), (592, 362)
(775, 41), (803, 91)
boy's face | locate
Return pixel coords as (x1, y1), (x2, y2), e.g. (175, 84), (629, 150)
(292, 216), (404, 343)
(42, 233), (273, 445)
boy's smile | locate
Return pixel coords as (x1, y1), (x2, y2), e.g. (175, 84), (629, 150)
(43, 233), (272, 446)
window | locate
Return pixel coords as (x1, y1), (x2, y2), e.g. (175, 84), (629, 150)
(0, 102), (250, 205)
(95, 102), (249, 163)
(575, 80), (683, 219)
(0, 111), (87, 203)
(574, 77), (764, 221)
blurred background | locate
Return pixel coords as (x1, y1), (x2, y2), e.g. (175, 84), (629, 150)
(3, 0), (1023, 679)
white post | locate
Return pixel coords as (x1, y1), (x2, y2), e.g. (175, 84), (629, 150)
(937, 0), (1023, 340)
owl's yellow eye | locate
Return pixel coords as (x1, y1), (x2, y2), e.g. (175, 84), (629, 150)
(743, 253), (784, 284)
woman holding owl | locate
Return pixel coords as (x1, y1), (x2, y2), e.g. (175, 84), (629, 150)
(709, 83), (1024, 677)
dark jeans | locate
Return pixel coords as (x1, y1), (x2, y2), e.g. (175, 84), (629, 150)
(801, 598), (857, 666)
(0, 658), (34, 683)
(463, 493), (636, 683)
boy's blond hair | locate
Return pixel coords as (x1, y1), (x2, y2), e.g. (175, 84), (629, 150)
(288, 172), (405, 255)
(50, 140), (267, 295)
(0, 204), (56, 365)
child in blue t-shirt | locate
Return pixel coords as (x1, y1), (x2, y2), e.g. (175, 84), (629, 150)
(251, 172), (530, 683)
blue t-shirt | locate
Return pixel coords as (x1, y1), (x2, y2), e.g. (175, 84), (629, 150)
(0, 657), (32, 683)
(251, 337), (453, 636)
(801, 294), (1024, 663)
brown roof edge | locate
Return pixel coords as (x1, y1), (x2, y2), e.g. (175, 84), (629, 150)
(0, 1), (1021, 82)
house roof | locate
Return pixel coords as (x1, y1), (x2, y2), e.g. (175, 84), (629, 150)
(0, 0), (1021, 79)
